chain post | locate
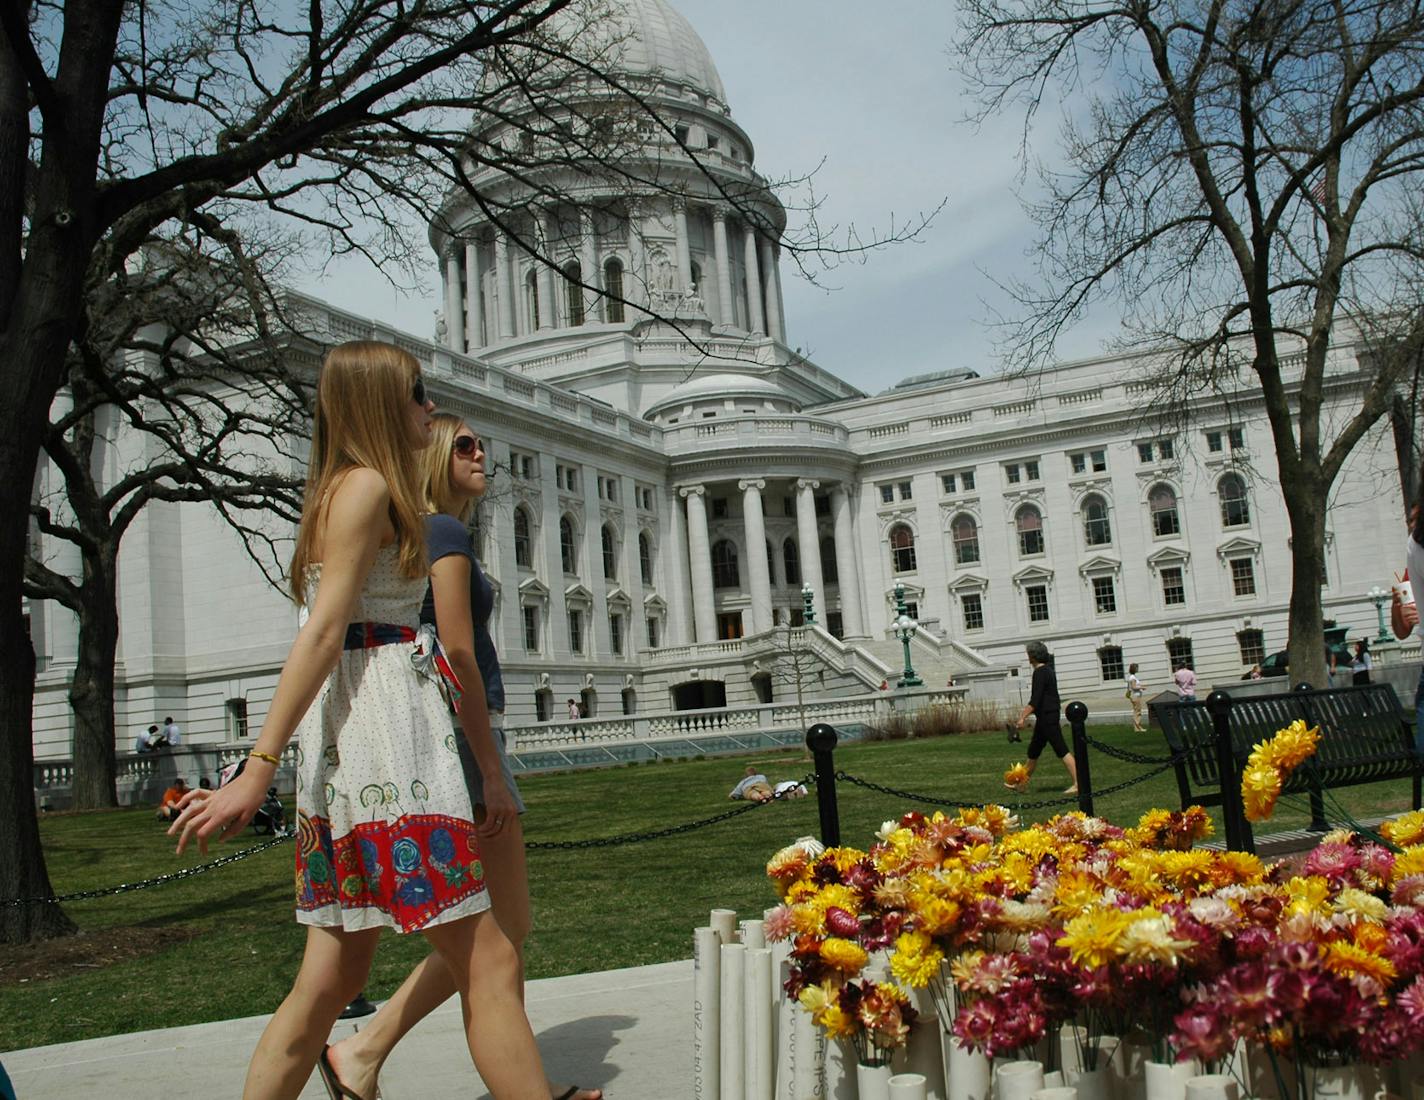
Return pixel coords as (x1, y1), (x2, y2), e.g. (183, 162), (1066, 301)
(1208, 690), (1255, 853)
(806, 722), (841, 848)
(1293, 680), (1328, 831)
(1065, 701), (1093, 816)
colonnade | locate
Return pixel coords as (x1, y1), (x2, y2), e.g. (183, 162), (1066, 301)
(674, 479), (863, 644)
(437, 198), (787, 352)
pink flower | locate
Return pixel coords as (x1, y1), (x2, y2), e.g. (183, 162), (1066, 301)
(765, 905), (795, 941)
(1303, 842), (1362, 883)
(1172, 1005), (1234, 1061)
(1398, 976), (1424, 1024)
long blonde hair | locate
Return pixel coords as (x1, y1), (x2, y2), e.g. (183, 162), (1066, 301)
(419, 413), (478, 523)
(288, 341), (429, 603)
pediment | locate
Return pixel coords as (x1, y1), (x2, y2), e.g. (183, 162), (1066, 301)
(518, 576), (549, 600)
(605, 586), (632, 611)
(1215, 536), (1261, 560)
(948, 572), (989, 593)
(643, 593), (667, 613)
(1146, 546), (1190, 569)
(1011, 565), (1054, 586)
(1077, 554), (1122, 578)
(564, 582), (594, 606)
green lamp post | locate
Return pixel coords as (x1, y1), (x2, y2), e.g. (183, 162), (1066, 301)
(801, 582), (817, 626)
(1368, 586), (1392, 644)
(892, 581), (922, 688)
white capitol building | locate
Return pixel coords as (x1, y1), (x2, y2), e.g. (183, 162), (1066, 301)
(28, 0), (1406, 759)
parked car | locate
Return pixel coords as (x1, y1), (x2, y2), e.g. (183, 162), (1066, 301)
(1244, 638), (1352, 680)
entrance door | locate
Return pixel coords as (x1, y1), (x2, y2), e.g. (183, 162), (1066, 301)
(716, 612), (744, 640)
(671, 680), (728, 710)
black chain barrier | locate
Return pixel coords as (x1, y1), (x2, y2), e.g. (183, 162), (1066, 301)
(2, 833), (292, 908)
(1082, 734), (1184, 767)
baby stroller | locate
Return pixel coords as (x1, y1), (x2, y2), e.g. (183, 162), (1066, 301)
(218, 758), (289, 835)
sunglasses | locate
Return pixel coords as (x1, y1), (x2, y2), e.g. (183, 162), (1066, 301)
(412, 376), (427, 406)
(453, 434), (484, 458)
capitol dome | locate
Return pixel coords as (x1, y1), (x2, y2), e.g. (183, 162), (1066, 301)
(553, 0), (728, 106)
(643, 372), (801, 420)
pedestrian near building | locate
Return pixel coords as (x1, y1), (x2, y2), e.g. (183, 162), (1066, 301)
(161, 716), (182, 746)
(1173, 663), (1198, 703)
(1008, 641), (1079, 794)
(1351, 639), (1372, 685)
(1126, 664), (1146, 732)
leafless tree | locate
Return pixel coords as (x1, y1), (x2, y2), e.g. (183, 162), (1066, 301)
(956, 0), (1424, 688)
(0, 0), (932, 942)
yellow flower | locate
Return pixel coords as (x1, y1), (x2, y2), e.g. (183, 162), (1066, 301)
(820, 937), (870, 973)
(791, 903), (825, 936)
(1053, 870), (1106, 918)
(1284, 876), (1332, 915)
(1333, 887), (1388, 923)
(1118, 909), (1193, 966)
(819, 1004), (857, 1038)
(1241, 762), (1282, 822)
(1004, 762), (1030, 789)
(890, 930), (945, 988)
(1324, 940), (1396, 986)
(1058, 906), (1132, 968)
(1156, 849), (1217, 891)
(830, 847), (869, 873)
(1208, 851), (1267, 886)
(912, 895), (963, 937)
(1383, 811), (1424, 848)
(1393, 845), (1424, 883)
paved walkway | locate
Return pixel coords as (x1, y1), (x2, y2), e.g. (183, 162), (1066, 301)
(3, 959), (691, 1099)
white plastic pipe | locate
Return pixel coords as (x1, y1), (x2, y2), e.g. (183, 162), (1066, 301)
(744, 948), (775, 1100)
(891, 1074), (930, 1100)
(791, 988), (825, 1099)
(721, 943), (747, 1100)
(711, 908), (738, 944)
(741, 918), (766, 949)
(694, 926), (721, 1100)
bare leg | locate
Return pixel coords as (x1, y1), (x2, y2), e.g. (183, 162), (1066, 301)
(329, 814), (533, 1094)
(423, 910), (548, 1098)
(1062, 752), (1080, 792)
(241, 924), (381, 1100)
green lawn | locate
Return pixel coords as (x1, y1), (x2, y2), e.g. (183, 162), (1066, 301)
(3, 724), (1414, 1052)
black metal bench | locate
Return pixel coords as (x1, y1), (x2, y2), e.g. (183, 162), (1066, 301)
(1155, 683), (1422, 851)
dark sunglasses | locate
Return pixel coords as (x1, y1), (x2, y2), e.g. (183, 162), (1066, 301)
(453, 434), (483, 457)
(412, 376), (427, 406)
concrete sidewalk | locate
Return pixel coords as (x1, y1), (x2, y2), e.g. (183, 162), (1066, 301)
(3, 959), (691, 1099)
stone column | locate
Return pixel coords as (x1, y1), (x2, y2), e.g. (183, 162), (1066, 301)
(626, 199), (645, 314)
(668, 485), (693, 644)
(740, 479), (772, 635)
(464, 239), (484, 350)
(673, 199), (693, 291)
(743, 226), (765, 335)
(579, 208), (598, 324)
(681, 485), (716, 644)
(831, 485), (864, 637)
(495, 231), (515, 340)
(536, 211), (556, 330)
(443, 249), (465, 350)
(772, 249), (787, 342)
(712, 208), (735, 326)
(760, 237), (783, 344)
(795, 478), (824, 619)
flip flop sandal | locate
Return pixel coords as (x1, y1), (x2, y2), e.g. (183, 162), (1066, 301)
(318, 1046), (370, 1100)
(553, 1088), (600, 1100)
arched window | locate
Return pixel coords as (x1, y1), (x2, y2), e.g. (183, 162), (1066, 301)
(559, 515), (578, 574)
(525, 270), (539, 331)
(639, 532), (654, 585)
(563, 260), (584, 326)
(712, 540), (740, 588)
(783, 537), (801, 585)
(1082, 494), (1112, 546)
(889, 524), (917, 573)
(513, 507), (533, 568)
(1219, 473), (1250, 527)
(690, 260), (702, 292)
(601, 523), (617, 580)
(951, 514), (980, 565)
(604, 258), (625, 322)
(1015, 506), (1044, 557)
(820, 536), (838, 583)
(1149, 484), (1181, 537)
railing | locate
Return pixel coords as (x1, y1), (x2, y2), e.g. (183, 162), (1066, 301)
(638, 626), (895, 690)
(34, 744), (300, 810)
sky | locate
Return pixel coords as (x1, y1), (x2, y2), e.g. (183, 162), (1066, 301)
(291, 0), (1119, 396)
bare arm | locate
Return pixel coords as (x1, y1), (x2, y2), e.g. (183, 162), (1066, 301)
(429, 552), (517, 835)
(1393, 588), (1418, 640)
(171, 469), (392, 853)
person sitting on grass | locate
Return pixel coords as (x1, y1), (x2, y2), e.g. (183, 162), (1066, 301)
(1008, 641), (1080, 795)
(156, 777), (190, 822)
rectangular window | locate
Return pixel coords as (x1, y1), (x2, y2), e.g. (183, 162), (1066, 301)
(961, 470), (975, 491)
(904, 601), (919, 620)
(961, 592), (984, 631)
(568, 608), (584, 654)
(609, 613), (624, 656)
(1206, 431), (1223, 453)
(1098, 646), (1125, 682)
(1025, 460), (1040, 481)
(942, 473), (956, 494)
(646, 616), (660, 649)
(522, 605), (540, 652)
(1228, 427), (1245, 450)
(1167, 637), (1195, 670)
(1230, 557), (1257, 597)
(511, 451), (536, 479)
(711, 497), (728, 519)
(826, 611), (844, 639)
(1092, 576), (1117, 614)
(1091, 449), (1107, 471)
(225, 697), (249, 739)
(1075, 449), (1108, 474)
(898, 481), (913, 500)
(1161, 566), (1186, 606)
(1025, 584), (1050, 623)
(880, 483), (895, 504)
(1157, 439), (1174, 460)
(1238, 628), (1265, 666)
(1138, 442), (1155, 463)
(1071, 452), (1087, 475)
(1005, 463), (1021, 484)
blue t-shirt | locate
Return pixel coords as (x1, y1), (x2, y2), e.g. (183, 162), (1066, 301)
(420, 514), (504, 713)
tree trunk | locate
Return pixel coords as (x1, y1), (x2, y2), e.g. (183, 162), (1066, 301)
(0, 453), (77, 943)
(69, 545), (120, 809)
(1283, 481), (1329, 690)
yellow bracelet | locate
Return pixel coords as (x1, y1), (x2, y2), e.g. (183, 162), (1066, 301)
(249, 750), (281, 766)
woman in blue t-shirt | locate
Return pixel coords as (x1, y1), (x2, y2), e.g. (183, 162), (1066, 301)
(325, 414), (601, 1100)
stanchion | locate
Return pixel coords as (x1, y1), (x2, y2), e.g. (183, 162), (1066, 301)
(1207, 690), (1255, 853)
(1065, 701), (1092, 816)
(1293, 681), (1329, 831)
(806, 723), (841, 848)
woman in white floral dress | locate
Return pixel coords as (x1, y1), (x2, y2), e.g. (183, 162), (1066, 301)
(171, 341), (549, 1100)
